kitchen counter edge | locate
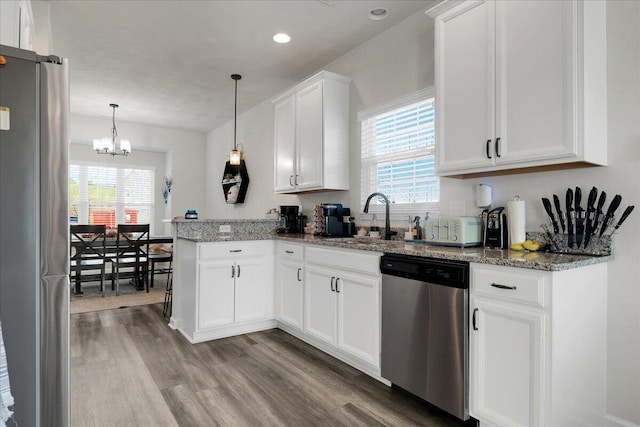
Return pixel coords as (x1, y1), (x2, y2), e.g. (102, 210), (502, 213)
(177, 233), (612, 272)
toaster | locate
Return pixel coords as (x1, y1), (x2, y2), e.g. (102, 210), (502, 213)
(423, 216), (483, 247)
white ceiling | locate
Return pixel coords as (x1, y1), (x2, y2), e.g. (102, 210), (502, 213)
(47, 0), (434, 133)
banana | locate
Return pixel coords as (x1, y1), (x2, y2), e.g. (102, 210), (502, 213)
(510, 243), (525, 251)
(522, 240), (541, 251)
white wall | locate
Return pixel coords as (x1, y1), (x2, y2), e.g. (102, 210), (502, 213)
(205, 3), (640, 425)
(71, 114), (207, 235)
(205, 8), (433, 219)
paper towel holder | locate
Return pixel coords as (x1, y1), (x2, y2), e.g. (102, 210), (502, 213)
(476, 183), (492, 208)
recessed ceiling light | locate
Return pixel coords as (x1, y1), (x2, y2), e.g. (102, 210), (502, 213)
(368, 7), (389, 21)
(273, 33), (291, 44)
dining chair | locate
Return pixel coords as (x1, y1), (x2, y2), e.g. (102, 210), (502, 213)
(111, 224), (150, 295)
(70, 224), (107, 296)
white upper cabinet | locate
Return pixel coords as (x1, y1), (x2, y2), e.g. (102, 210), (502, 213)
(273, 70), (351, 193)
(429, 0), (607, 177)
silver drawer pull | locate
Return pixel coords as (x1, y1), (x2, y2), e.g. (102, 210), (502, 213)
(491, 283), (517, 290)
(229, 249), (242, 253)
(285, 250), (294, 254)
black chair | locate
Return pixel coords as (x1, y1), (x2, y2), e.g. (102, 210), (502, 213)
(111, 224), (150, 295)
(70, 224), (107, 296)
(148, 238), (173, 289)
(162, 258), (173, 319)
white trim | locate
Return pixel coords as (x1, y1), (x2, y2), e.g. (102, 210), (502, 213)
(71, 159), (156, 172)
(604, 414), (640, 427)
(358, 87), (435, 122)
(425, 0), (468, 18)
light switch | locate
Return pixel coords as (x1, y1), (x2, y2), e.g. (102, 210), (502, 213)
(0, 106), (10, 130)
(219, 224), (231, 233)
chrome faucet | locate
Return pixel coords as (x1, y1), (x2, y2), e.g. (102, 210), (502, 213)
(363, 192), (397, 240)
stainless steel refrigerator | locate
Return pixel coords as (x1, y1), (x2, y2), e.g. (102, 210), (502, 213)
(0, 44), (69, 426)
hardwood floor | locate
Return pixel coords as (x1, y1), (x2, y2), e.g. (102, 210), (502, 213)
(71, 304), (466, 427)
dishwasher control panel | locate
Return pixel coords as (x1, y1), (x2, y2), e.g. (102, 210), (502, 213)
(424, 216), (482, 247)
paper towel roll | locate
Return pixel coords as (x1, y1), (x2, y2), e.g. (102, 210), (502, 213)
(508, 197), (526, 244)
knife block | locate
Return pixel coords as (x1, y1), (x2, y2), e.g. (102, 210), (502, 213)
(538, 223), (612, 256)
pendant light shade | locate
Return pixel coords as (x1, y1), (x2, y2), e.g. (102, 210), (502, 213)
(230, 74), (242, 165)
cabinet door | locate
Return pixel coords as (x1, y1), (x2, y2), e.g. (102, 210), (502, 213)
(274, 95), (297, 192)
(435, 0), (495, 173)
(234, 257), (268, 323)
(336, 271), (380, 368)
(304, 264), (336, 346)
(198, 260), (235, 329)
(470, 297), (545, 427)
(277, 259), (304, 330)
(495, 0), (575, 164)
(295, 80), (324, 190)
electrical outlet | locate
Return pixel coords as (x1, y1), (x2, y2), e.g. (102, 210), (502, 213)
(219, 224), (231, 233)
(450, 201), (466, 216)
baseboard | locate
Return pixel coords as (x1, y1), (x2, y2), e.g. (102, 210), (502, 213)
(605, 414), (640, 427)
(190, 319), (277, 343)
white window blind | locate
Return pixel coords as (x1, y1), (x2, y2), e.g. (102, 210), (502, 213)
(360, 89), (439, 215)
(69, 162), (154, 232)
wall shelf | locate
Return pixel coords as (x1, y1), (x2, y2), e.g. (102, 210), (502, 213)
(221, 160), (249, 204)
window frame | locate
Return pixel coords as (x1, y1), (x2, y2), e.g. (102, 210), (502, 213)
(69, 160), (156, 234)
(358, 87), (439, 219)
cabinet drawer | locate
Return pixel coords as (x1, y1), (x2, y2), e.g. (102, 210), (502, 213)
(471, 264), (549, 308)
(276, 242), (304, 261)
(199, 241), (271, 261)
(306, 246), (380, 276)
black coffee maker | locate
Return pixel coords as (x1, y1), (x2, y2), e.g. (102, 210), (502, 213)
(277, 205), (300, 234)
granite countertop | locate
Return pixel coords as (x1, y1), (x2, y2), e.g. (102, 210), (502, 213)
(174, 221), (612, 271)
(172, 218), (278, 223)
(272, 234), (612, 272)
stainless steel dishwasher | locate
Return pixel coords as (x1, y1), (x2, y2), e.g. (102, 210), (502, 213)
(380, 254), (469, 421)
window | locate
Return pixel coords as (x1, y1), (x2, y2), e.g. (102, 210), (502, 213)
(69, 162), (154, 232)
(360, 88), (439, 215)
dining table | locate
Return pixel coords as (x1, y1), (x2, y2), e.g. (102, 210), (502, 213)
(70, 235), (173, 295)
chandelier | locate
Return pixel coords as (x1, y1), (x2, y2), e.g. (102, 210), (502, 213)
(93, 103), (131, 156)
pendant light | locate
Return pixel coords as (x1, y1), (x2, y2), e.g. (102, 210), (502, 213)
(93, 103), (131, 156)
(229, 74), (242, 165)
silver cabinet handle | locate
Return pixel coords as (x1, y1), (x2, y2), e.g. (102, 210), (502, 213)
(289, 175), (294, 186)
(297, 267), (302, 282)
(237, 264), (241, 277)
(330, 276), (335, 292)
(229, 249), (242, 253)
(231, 265), (235, 278)
(491, 283), (516, 290)
(335, 277), (340, 293)
(285, 250), (294, 254)
(295, 174), (300, 185)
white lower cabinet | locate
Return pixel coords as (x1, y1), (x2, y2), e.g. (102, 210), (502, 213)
(471, 297), (545, 426)
(470, 263), (606, 427)
(303, 247), (381, 371)
(177, 240), (275, 343)
(274, 242), (304, 330)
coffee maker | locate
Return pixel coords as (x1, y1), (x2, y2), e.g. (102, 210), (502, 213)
(483, 206), (508, 249)
(277, 205), (300, 234)
(321, 204), (356, 237)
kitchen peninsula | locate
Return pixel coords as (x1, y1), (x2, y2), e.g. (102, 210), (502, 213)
(171, 218), (609, 425)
